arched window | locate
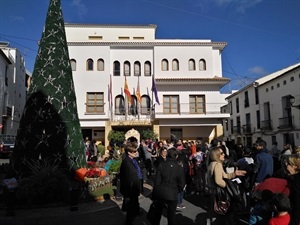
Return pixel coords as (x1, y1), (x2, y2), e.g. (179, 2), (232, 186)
(129, 95), (138, 115)
(144, 61), (151, 76)
(141, 95), (151, 115)
(134, 61), (141, 76)
(97, 59), (104, 71)
(86, 58), (94, 71)
(70, 59), (76, 71)
(124, 61), (131, 76)
(290, 76), (294, 82)
(199, 59), (206, 71)
(172, 59), (179, 71)
(115, 95), (125, 115)
(188, 59), (195, 71)
(113, 61), (120, 76)
(161, 59), (169, 71)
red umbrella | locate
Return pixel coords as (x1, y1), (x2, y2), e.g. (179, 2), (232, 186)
(254, 177), (290, 196)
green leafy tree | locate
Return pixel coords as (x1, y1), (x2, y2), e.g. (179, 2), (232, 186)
(11, 0), (85, 176)
(107, 130), (125, 147)
(141, 129), (158, 141)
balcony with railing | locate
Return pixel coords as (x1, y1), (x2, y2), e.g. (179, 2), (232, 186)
(260, 119), (272, 130)
(278, 117), (293, 129)
(154, 102), (229, 119)
(233, 126), (241, 134)
(242, 124), (252, 134)
(109, 106), (154, 126)
(107, 102), (229, 125)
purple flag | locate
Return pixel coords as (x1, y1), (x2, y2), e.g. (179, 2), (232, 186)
(151, 76), (160, 105)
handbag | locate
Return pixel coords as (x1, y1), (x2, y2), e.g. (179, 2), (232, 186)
(147, 201), (159, 224)
(214, 197), (230, 215)
(213, 184), (231, 215)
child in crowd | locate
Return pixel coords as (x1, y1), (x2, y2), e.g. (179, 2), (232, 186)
(249, 189), (273, 225)
(268, 193), (290, 225)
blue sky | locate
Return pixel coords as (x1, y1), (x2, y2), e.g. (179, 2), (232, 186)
(0, 0), (299, 93)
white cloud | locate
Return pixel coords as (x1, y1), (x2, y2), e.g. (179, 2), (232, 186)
(71, 0), (88, 17)
(248, 66), (266, 75)
(213, 0), (263, 13)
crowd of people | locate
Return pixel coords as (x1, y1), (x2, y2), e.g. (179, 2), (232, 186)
(86, 135), (300, 225)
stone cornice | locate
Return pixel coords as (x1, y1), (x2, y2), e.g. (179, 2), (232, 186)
(67, 41), (227, 48)
(65, 23), (157, 29)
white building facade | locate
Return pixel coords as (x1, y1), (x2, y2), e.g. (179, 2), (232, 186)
(65, 24), (230, 145)
(223, 63), (300, 149)
(0, 43), (28, 135)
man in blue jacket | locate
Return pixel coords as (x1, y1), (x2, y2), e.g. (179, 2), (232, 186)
(253, 140), (273, 186)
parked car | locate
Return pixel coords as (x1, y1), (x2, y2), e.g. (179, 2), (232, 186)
(0, 135), (16, 158)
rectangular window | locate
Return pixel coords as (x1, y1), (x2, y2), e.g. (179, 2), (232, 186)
(244, 91), (249, 107)
(229, 101), (232, 115)
(225, 119), (228, 131)
(255, 87), (259, 105)
(236, 98), (239, 113)
(118, 36), (130, 40)
(230, 119), (234, 134)
(163, 95), (179, 114)
(88, 36), (103, 40)
(189, 95), (205, 114)
(256, 110), (260, 129)
(86, 92), (104, 113)
(133, 37), (144, 40)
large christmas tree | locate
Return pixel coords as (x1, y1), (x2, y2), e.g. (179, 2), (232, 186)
(11, 0), (86, 176)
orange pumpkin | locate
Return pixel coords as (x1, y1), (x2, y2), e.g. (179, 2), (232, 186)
(100, 169), (107, 177)
(75, 168), (88, 181)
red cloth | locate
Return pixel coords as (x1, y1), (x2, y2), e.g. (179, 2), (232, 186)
(254, 177), (290, 196)
(190, 144), (196, 155)
(268, 213), (290, 225)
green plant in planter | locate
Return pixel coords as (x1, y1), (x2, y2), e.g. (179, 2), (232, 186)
(97, 144), (106, 156)
(16, 159), (70, 206)
(108, 158), (122, 173)
(108, 130), (125, 147)
(141, 129), (158, 141)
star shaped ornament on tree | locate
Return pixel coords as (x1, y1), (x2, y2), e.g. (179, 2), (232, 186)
(11, 0), (86, 175)
(35, 129), (51, 150)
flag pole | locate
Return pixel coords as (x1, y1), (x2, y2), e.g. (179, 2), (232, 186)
(110, 74), (113, 120)
(151, 75), (154, 116)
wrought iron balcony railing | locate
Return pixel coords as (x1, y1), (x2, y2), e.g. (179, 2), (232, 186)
(260, 120), (272, 130)
(233, 126), (241, 134)
(278, 117), (293, 129)
(242, 124), (252, 134)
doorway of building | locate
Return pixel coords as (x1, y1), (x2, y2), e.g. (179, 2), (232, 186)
(82, 129), (92, 142)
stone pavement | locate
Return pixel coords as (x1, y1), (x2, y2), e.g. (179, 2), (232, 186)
(0, 180), (249, 225)
(0, 182), (153, 225)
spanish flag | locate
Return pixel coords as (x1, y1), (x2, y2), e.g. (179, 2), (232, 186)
(136, 76), (141, 103)
(124, 76), (132, 104)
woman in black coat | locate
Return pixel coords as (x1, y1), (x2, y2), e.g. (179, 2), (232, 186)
(283, 154), (300, 225)
(119, 141), (143, 225)
(151, 147), (185, 225)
